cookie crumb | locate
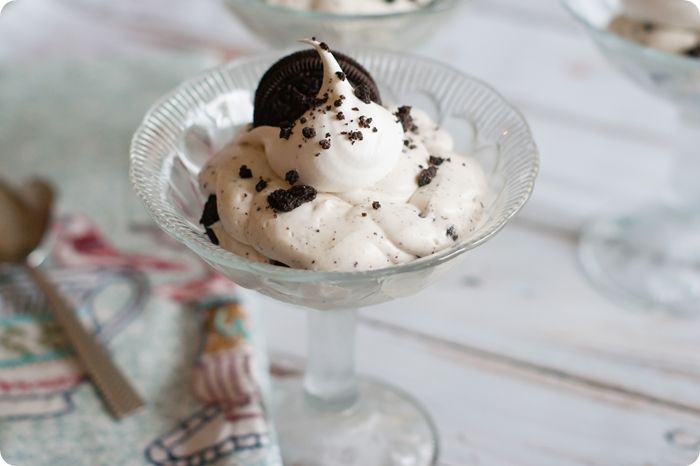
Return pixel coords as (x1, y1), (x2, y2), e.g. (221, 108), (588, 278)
(394, 106), (414, 133)
(239, 165), (253, 179)
(255, 179), (268, 192)
(446, 225), (459, 241)
(199, 195), (219, 227)
(268, 185), (317, 212)
(417, 166), (438, 187)
(205, 227), (219, 245)
(354, 84), (372, 104)
(285, 169), (300, 185)
(302, 127), (316, 139)
(279, 126), (293, 139)
(372, 201), (381, 210)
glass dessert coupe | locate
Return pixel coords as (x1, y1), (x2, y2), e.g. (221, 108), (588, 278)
(223, 0), (465, 49)
(130, 49), (539, 465)
(564, 0), (700, 315)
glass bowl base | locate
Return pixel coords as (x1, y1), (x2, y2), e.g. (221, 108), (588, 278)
(579, 206), (700, 315)
(271, 376), (439, 466)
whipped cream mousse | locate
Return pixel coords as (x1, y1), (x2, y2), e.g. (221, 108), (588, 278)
(198, 39), (487, 271)
(263, 0), (432, 14)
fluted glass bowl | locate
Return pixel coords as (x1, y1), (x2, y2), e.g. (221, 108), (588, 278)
(223, 0), (466, 49)
(131, 48), (538, 466)
(130, 49), (539, 311)
(563, 0), (700, 107)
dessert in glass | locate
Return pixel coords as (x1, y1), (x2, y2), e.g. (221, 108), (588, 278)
(223, 0), (464, 48)
(130, 40), (539, 465)
(563, 0), (700, 315)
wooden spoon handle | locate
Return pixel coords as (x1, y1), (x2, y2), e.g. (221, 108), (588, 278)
(26, 264), (145, 419)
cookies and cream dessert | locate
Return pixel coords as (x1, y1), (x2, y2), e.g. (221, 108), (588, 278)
(608, 0), (700, 57)
(263, 0), (433, 15)
(198, 39), (488, 271)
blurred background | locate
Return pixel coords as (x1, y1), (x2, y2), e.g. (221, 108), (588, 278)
(1, 1), (699, 465)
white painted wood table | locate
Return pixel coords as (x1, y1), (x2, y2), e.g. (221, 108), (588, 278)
(1, 0), (699, 464)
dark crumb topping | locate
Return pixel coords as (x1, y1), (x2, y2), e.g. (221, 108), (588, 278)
(300, 117), (307, 124)
(354, 84), (372, 104)
(446, 225), (459, 241)
(429, 156), (445, 166)
(336, 71), (346, 80)
(319, 139), (331, 150)
(279, 126), (293, 139)
(358, 116), (373, 128)
(337, 112), (345, 121)
(394, 106), (416, 133)
(285, 169), (300, 185)
(199, 194), (219, 227)
(255, 178), (268, 192)
(372, 127), (378, 133)
(372, 201), (381, 210)
(268, 185), (317, 212)
(205, 227), (219, 245)
(302, 127), (316, 139)
(351, 107), (359, 111)
(362, 212), (367, 217)
(686, 45), (700, 58)
(239, 165), (253, 179)
(319, 42), (330, 51)
(347, 131), (364, 144)
(417, 166), (438, 187)
(334, 98), (343, 107)
(270, 259), (290, 267)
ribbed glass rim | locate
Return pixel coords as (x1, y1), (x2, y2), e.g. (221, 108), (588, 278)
(562, 0), (700, 70)
(224, 0), (461, 21)
(130, 49), (539, 283)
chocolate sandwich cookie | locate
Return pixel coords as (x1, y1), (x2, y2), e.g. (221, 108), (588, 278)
(253, 49), (382, 129)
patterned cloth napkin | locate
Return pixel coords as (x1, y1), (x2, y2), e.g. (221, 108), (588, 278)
(0, 215), (282, 466)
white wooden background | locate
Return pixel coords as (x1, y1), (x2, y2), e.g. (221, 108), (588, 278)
(1, 0), (700, 464)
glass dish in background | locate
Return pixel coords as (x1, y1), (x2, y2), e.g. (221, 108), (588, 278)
(130, 49), (538, 465)
(223, 0), (466, 48)
(563, 0), (700, 315)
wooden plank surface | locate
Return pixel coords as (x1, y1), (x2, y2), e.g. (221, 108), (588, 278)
(2, 0), (700, 464)
(259, 301), (700, 466)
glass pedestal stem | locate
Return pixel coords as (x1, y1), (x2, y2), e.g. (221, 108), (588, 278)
(303, 308), (359, 410)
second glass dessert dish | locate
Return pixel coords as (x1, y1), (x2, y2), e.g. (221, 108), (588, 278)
(564, 0), (700, 315)
(131, 43), (539, 465)
(223, 0), (465, 49)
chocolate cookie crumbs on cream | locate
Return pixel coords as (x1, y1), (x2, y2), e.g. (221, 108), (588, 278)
(255, 179), (268, 192)
(268, 185), (318, 212)
(239, 165), (253, 179)
(199, 195), (219, 227)
(417, 166), (438, 187)
(302, 127), (317, 139)
(197, 39), (488, 271)
(205, 227), (220, 245)
(394, 106), (415, 133)
(285, 170), (300, 185)
(429, 156), (445, 166)
(446, 225), (459, 241)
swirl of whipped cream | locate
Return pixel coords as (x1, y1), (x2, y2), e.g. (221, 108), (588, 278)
(240, 39), (404, 193)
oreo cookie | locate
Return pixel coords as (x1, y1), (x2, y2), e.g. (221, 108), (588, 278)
(253, 49), (382, 128)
